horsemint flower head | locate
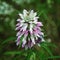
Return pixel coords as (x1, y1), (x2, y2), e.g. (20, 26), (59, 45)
(15, 9), (45, 49)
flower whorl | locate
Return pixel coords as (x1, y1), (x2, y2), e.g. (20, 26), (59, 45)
(16, 9), (44, 49)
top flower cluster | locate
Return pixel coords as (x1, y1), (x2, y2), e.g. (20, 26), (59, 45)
(16, 9), (44, 49)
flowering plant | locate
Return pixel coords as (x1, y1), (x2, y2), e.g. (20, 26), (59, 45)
(16, 9), (44, 49)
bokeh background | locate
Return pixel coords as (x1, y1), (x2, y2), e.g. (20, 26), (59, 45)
(0, 0), (60, 60)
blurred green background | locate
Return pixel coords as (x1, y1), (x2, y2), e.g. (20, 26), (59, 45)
(0, 0), (60, 60)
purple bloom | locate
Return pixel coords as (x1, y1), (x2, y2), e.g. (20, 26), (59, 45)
(15, 9), (45, 49)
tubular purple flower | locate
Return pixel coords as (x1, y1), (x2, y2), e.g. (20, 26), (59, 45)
(16, 39), (20, 46)
(37, 22), (43, 26)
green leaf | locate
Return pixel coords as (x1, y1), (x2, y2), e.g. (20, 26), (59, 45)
(41, 42), (53, 56)
(4, 51), (23, 55)
(46, 56), (60, 59)
(30, 52), (36, 60)
(42, 42), (57, 48)
(1, 37), (16, 45)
